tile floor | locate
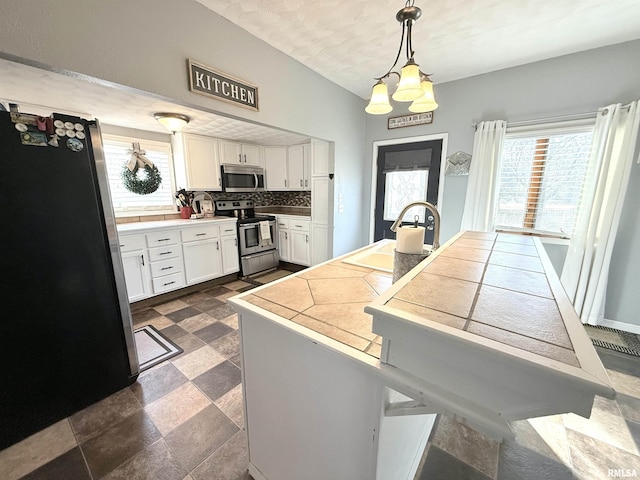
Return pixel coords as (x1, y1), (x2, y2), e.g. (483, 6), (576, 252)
(1, 268), (639, 480)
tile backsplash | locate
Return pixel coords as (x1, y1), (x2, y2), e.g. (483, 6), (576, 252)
(115, 190), (311, 224)
(205, 190), (311, 207)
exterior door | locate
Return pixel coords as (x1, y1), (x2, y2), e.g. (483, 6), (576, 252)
(373, 139), (442, 244)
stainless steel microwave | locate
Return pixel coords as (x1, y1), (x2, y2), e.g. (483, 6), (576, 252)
(220, 164), (265, 192)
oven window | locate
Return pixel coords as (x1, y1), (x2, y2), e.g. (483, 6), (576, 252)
(244, 225), (259, 248)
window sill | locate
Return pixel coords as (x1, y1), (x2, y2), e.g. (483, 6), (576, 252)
(115, 209), (178, 218)
(494, 226), (570, 245)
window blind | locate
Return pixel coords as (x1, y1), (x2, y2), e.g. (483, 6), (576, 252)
(102, 135), (175, 213)
(494, 129), (593, 237)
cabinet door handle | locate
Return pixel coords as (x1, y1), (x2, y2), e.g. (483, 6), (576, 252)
(141, 254), (145, 266)
(300, 179), (303, 187)
(196, 233), (207, 236)
(295, 224), (302, 228)
(157, 238), (171, 242)
(163, 281), (176, 286)
(159, 251), (173, 256)
(218, 177), (221, 186)
(306, 235), (309, 243)
(244, 154), (247, 163)
(216, 241), (220, 250)
(235, 238), (237, 246)
(238, 153), (242, 163)
(284, 179), (287, 187)
(305, 179), (308, 187)
(119, 244), (124, 247)
(285, 232), (288, 240)
(224, 228), (233, 232)
(161, 266), (174, 271)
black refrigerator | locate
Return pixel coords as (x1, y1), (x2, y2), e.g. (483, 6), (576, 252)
(0, 110), (139, 450)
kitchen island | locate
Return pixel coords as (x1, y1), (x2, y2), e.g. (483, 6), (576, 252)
(228, 231), (615, 480)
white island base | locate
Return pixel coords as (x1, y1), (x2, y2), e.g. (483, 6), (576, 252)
(238, 309), (434, 480)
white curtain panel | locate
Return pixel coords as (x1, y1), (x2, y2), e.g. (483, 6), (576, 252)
(561, 101), (640, 325)
(460, 120), (507, 231)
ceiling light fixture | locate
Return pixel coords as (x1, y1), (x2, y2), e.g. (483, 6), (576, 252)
(365, 0), (438, 115)
(153, 113), (190, 133)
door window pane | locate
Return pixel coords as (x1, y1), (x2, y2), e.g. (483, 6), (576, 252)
(383, 170), (429, 223)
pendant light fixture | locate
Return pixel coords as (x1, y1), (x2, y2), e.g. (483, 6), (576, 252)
(153, 113), (190, 134)
(365, 1), (438, 115)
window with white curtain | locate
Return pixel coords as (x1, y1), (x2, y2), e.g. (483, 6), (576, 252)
(494, 124), (594, 238)
(102, 134), (176, 215)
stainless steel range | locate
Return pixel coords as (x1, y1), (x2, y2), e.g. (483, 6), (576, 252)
(214, 199), (279, 276)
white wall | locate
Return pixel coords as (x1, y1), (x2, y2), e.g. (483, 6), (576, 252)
(364, 39), (640, 328)
(0, 0), (367, 256)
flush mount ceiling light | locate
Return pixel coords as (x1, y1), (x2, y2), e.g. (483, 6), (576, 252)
(365, 0), (438, 115)
(153, 113), (190, 133)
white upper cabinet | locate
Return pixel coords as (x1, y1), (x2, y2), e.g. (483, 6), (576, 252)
(287, 144), (310, 191)
(219, 140), (262, 166)
(264, 146), (288, 190)
(172, 133), (221, 191)
(311, 139), (330, 176)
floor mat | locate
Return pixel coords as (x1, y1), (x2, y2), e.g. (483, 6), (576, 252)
(584, 324), (640, 357)
(134, 325), (183, 372)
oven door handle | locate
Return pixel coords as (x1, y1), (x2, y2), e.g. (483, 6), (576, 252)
(253, 172), (258, 190)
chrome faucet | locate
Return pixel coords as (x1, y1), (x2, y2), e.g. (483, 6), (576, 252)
(390, 201), (440, 250)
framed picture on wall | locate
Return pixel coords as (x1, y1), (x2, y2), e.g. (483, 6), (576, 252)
(388, 112), (433, 129)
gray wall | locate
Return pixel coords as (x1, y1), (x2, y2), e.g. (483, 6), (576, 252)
(0, 0), (367, 256)
(363, 39), (640, 327)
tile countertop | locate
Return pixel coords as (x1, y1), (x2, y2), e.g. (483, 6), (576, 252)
(240, 253), (393, 358)
(237, 230), (614, 383)
(231, 231), (615, 439)
(116, 216), (237, 233)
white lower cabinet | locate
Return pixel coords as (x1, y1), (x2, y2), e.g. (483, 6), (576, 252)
(148, 233), (185, 294)
(182, 224), (222, 285)
(117, 219), (239, 302)
(276, 216), (310, 266)
(183, 238), (222, 284)
(221, 234), (240, 275)
(290, 225), (310, 266)
(121, 248), (152, 302)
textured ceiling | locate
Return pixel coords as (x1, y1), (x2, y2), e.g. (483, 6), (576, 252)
(2, 1), (639, 142)
(196, 0), (640, 98)
(0, 58), (310, 146)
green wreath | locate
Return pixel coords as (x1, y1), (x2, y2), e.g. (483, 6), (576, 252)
(121, 164), (162, 195)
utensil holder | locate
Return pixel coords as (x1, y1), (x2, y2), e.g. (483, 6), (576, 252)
(393, 249), (429, 283)
(180, 206), (193, 219)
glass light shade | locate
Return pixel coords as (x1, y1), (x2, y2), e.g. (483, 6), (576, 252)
(365, 81), (393, 115)
(392, 62), (423, 102)
(408, 80), (439, 112)
(154, 113), (190, 133)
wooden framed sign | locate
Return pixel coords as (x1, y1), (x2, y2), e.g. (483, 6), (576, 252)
(188, 59), (259, 111)
(387, 112), (433, 129)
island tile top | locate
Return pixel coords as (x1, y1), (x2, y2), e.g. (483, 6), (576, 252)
(242, 260), (393, 358)
(375, 231), (580, 367)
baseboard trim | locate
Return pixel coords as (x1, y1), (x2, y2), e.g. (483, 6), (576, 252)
(599, 318), (640, 335)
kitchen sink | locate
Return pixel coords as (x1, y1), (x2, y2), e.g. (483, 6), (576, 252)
(342, 242), (395, 272)
(342, 241), (432, 273)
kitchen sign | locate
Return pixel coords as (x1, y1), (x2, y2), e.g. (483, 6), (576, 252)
(387, 112), (433, 129)
(188, 59), (259, 111)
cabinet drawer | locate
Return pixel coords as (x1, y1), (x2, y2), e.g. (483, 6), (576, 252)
(276, 218), (289, 230)
(220, 223), (237, 237)
(146, 230), (180, 248)
(148, 245), (182, 262)
(152, 271), (185, 294)
(150, 257), (183, 278)
(289, 220), (310, 232)
(181, 225), (219, 242)
(119, 234), (146, 252)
